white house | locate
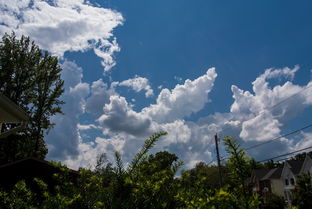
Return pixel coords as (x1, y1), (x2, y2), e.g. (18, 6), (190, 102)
(280, 155), (312, 206)
(249, 155), (312, 206)
(0, 93), (28, 138)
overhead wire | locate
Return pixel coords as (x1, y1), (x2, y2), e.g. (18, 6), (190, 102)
(208, 82), (312, 166)
(244, 123), (312, 151)
(218, 84), (312, 138)
(258, 143), (312, 163)
(218, 140), (312, 165)
(216, 83), (312, 161)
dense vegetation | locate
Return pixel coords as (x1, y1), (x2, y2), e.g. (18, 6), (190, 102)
(1, 132), (310, 209)
(0, 133), (259, 209)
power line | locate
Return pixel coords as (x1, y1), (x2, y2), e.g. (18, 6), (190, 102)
(268, 84), (312, 111)
(219, 128), (312, 163)
(274, 156), (296, 162)
(258, 144), (312, 163)
(207, 149), (216, 165)
(243, 123), (312, 151)
(219, 84), (312, 139)
(207, 158), (215, 166)
(213, 84), (312, 164)
(206, 137), (215, 148)
(219, 142), (312, 164)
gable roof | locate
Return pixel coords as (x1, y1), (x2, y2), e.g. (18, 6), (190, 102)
(0, 157), (78, 173)
(0, 157), (79, 190)
(261, 167), (282, 180)
(287, 160), (304, 175)
(251, 168), (269, 180)
(300, 155), (312, 173)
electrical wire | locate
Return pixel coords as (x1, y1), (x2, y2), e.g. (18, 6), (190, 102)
(244, 123), (312, 151)
(218, 84), (312, 140)
(258, 144), (312, 163)
(211, 85), (312, 165)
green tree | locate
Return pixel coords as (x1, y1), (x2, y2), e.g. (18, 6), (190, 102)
(129, 151), (182, 209)
(0, 181), (36, 209)
(292, 173), (312, 209)
(179, 162), (221, 193)
(261, 193), (285, 209)
(224, 137), (259, 209)
(87, 132), (175, 209)
(0, 33), (64, 162)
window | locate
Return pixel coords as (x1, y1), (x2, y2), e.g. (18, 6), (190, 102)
(285, 179), (289, 186)
(290, 178), (295, 185)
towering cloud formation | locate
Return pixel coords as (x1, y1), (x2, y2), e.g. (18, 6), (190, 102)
(46, 61), (90, 159)
(142, 68), (217, 123)
(230, 66), (311, 143)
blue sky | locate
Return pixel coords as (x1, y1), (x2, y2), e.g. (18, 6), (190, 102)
(1, 0), (312, 169)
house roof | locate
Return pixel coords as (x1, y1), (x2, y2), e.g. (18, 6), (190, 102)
(0, 157), (78, 174)
(0, 157), (79, 190)
(261, 167), (283, 180)
(0, 93), (29, 138)
(287, 160), (304, 175)
(252, 168), (269, 180)
(0, 93), (28, 123)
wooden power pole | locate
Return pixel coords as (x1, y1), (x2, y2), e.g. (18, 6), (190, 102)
(215, 134), (222, 188)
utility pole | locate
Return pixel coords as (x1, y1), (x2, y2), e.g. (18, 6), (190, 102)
(215, 134), (222, 188)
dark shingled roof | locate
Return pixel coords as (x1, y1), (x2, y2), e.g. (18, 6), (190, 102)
(0, 157), (79, 190)
(252, 168), (269, 180)
(261, 167), (283, 180)
(287, 160), (304, 175)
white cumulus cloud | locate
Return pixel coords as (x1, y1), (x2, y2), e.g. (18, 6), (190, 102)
(98, 95), (152, 136)
(0, 0), (123, 72)
(85, 79), (116, 115)
(143, 68), (217, 123)
(46, 60), (90, 159)
(42, 63), (312, 170)
(118, 76), (154, 98)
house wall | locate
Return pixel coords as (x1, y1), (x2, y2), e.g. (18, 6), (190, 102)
(281, 162), (296, 206)
(270, 179), (284, 197)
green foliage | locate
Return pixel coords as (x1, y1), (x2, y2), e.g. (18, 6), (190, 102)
(209, 188), (260, 209)
(176, 187), (260, 209)
(263, 160), (279, 170)
(291, 151), (312, 161)
(0, 32), (64, 162)
(180, 162), (222, 192)
(104, 132), (181, 209)
(292, 172), (312, 209)
(223, 137), (259, 209)
(175, 137), (260, 209)
(129, 151), (182, 209)
(261, 193), (285, 209)
(224, 137), (250, 189)
(0, 133), (265, 209)
(129, 131), (167, 173)
(0, 181), (36, 209)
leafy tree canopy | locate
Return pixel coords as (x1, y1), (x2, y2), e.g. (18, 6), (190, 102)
(0, 32), (64, 163)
